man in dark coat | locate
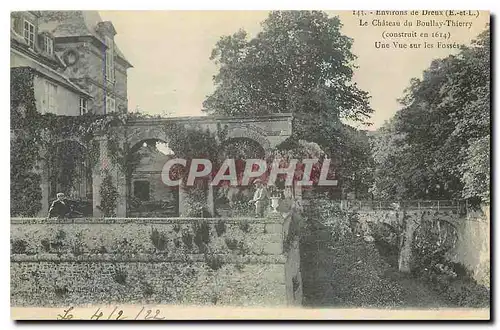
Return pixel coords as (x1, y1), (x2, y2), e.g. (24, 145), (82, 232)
(47, 193), (72, 219)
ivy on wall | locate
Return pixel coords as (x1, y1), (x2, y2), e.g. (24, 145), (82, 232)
(11, 67), (129, 216)
(98, 170), (119, 217)
(11, 67), (225, 217)
(11, 68), (42, 216)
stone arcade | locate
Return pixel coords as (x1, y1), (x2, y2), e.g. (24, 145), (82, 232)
(36, 113), (293, 218)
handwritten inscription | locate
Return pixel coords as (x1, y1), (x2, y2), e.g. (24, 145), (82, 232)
(57, 306), (165, 320)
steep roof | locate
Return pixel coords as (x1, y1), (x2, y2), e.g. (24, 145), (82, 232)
(38, 11), (132, 68)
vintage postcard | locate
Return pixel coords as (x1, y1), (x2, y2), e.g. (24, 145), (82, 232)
(10, 10), (490, 320)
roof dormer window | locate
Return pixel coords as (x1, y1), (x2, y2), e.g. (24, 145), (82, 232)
(43, 35), (53, 55)
(23, 19), (35, 49)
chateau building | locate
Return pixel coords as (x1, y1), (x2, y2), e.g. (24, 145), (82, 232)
(10, 11), (132, 211)
(10, 10), (132, 116)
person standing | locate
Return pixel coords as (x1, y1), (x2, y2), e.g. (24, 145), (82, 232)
(249, 179), (268, 217)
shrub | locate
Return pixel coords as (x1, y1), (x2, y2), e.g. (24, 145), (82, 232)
(71, 232), (85, 256)
(182, 231), (193, 250)
(238, 220), (251, 233)
(232, 200), (253, 217)
(306, 199), (354, 243)
(113, 268), (127, 285)
(141, 281), (154, 297)
(193, 220), (211, 251)
(225, 238), (239, 251)
(215, 220), (226, 236)
(54, 285), (69, 298)
(11, 239), (27, 254)
(150, 228), (168, 251)
(98, 170), (119, 217)
(204, 254), (225, 271)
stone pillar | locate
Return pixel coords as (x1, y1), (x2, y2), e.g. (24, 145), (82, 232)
(207, 177), (214, 217)
(293, 182), (302, 200)
(92, 166), (102, 218)
(115, 168), (127, 217)
(36, 157), (50, 218)
(92, 136), (107, 218)
(398, 211), (419, 272)
(92, 136), (127, 217)
(178, 181), (187, 217)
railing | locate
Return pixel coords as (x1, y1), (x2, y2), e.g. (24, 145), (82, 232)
(336, 200), (467, 213)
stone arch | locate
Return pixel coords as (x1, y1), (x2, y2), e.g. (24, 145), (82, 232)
(125, 135), (179, 218)
(225, 124), (271, 154)
(126, 126), (171, 152)
(47, 139), (93, 210)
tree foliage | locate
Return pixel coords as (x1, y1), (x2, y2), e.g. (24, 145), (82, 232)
(204, 11), (373, 196)
(371, 29), (490, 202)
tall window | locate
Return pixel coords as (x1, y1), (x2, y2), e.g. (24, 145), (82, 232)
(44, 35), (54, 54)
(105, 95), (115, 114)
(105, 36), (115, 82)
(43, 81), (57, 113)
(23, 20), (35, 49)
(79, 98), (88, 115)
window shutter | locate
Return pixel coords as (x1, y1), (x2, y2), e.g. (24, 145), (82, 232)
(38, 34), (45, 53)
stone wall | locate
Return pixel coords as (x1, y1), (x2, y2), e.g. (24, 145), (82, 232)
(446, 205), (490, 288)
(356, 207), (490, 287)
(11, 214), (302, 307)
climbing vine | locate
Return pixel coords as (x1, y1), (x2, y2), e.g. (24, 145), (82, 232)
(11, 68), (42, 216)
(98, 170), (119, 217)
(11, 66), (226, 217)
(10, 67), (156, 216)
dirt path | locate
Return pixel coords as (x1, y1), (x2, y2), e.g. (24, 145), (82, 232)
(300, 230), (451, 308)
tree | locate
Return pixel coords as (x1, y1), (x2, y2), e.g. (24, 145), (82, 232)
(371, 28), (490, 202)
(204, 11), (373, 195)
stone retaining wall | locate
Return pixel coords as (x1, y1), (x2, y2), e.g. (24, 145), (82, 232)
(11, 214), (302, 307)
(356, 208), (490, 287)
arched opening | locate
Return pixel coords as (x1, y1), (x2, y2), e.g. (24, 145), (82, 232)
(47, 140), (93, 216)
(410, 218), (458, 275)
(215, 137), (266, 217)
(127, 139), (179, 217)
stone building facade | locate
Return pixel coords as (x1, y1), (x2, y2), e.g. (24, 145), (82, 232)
(10, 10), (131, 211)
(11, 10), (132, 116)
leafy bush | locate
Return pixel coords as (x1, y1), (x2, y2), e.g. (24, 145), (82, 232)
(150, 228), (168, 251)
(183, 187), (207, 217)
(181, 231), (194, 250)
(238, 220), (251, 233)
(306, 198), (355, 242)
(225, 238), (239, 251)
(204, 254), (225, 271)
(54, 285), (69, 298)
(411, 219), (458, 273)
(98, 170), (119, 217)
(193, 221), (211, 252)
(215, 220), (226, 236)
(141, 281), (154, 297)
(11, 239), (28, 254)
(113, 268), (127, 285)
(232, 200), (253, 217)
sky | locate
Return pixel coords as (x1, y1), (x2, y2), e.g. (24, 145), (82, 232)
(99, 10), (489, 129)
